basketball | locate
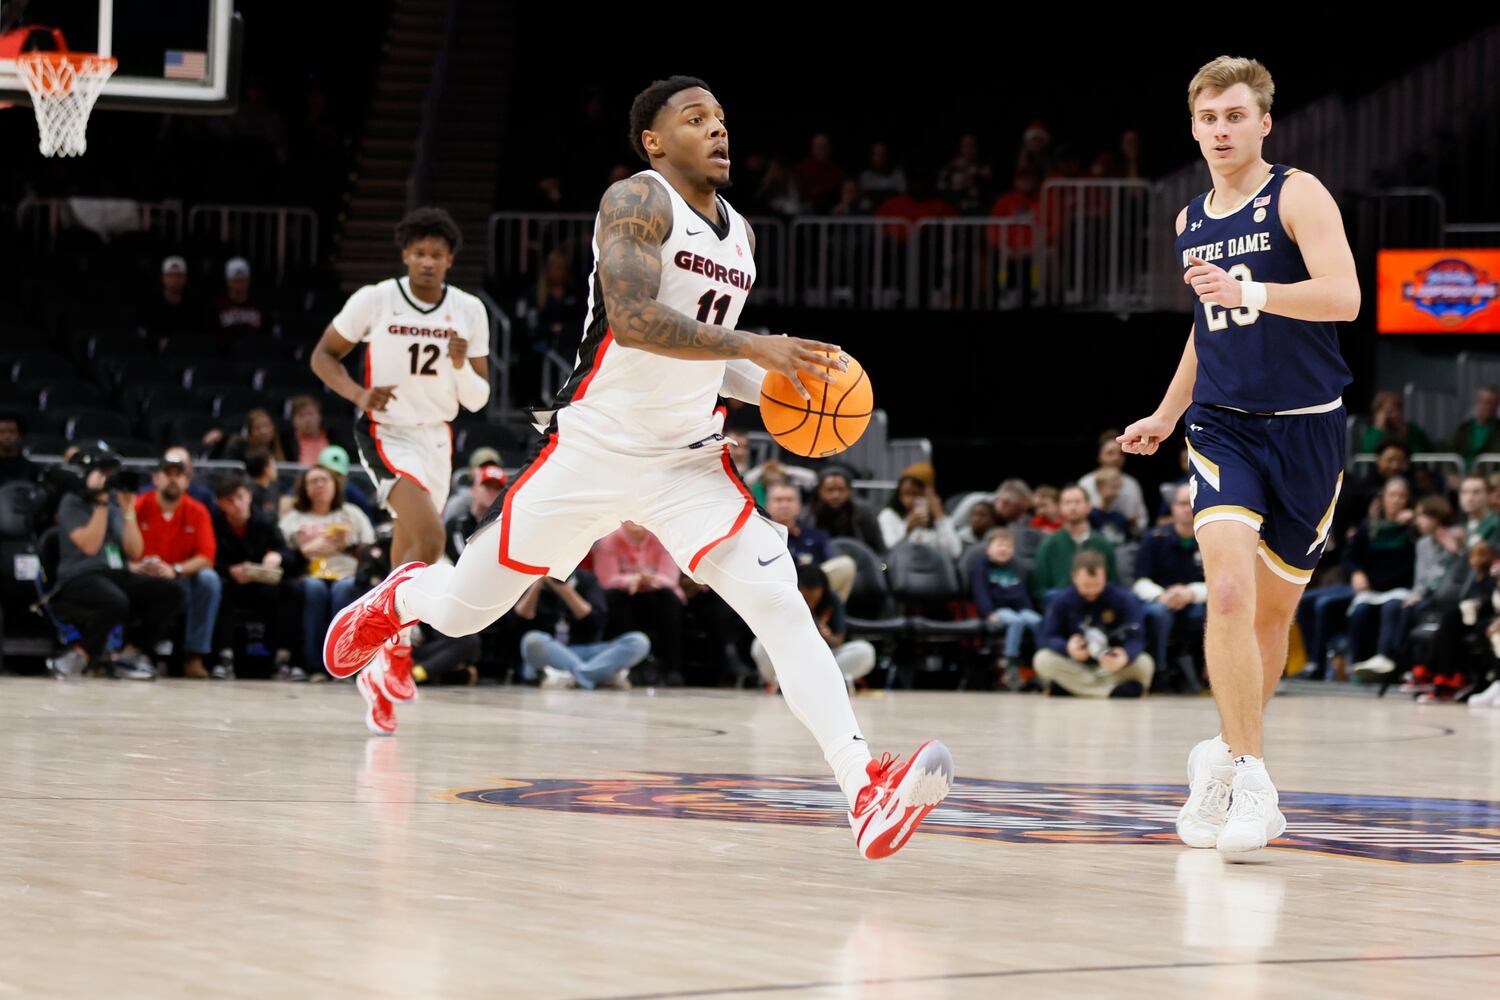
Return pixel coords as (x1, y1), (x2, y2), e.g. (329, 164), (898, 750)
(759, 351), (872, 458)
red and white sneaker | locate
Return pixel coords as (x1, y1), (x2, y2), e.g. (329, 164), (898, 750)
(381, 640), (417, 702)
(322, 562), (424, 678)
(356, 660), (398, 736)
(848, 739), (954, 860)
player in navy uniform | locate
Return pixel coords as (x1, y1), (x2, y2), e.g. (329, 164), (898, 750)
(321, 77), (953, 860)
(1120, 56), (1360, 857)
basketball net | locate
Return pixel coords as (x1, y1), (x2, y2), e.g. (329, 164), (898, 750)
(16, 51), (117, 157)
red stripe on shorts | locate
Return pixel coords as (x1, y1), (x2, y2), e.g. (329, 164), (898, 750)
(497, 432), (559, 574)
(687, 447), (756, 572)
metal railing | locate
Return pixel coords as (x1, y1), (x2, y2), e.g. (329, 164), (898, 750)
(789, 216), (914, 309)
(1446, 224), (1500, 248)
(915, 217), (1036, 311)
(187, 204), (320, 282)
(1039, 179), (1153, 312)
(16, 197), (182, 250)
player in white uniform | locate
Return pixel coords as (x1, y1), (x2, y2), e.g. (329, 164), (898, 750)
(310, 207), (491, 733)
(323, 77), (952, 860)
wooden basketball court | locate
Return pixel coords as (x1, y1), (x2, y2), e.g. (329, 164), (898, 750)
(3, 678), (1498, 998)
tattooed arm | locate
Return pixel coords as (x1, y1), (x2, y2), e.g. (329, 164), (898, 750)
(596, 177), (841, 397)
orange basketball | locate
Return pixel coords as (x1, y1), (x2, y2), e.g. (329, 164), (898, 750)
(759, 351), (873, 458)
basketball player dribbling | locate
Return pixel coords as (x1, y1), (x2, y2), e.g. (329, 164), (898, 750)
(1120, 56), (1361, 856)
(323, 76), (954, 859)
(310, 207), (492, 734)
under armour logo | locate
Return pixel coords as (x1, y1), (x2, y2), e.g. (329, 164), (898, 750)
(1190, 220), (1204, 231)
(1190, 424), (1203, 432)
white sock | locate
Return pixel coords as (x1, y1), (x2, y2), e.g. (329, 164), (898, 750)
(1210, 733), (1232, 764)
(1232, 754), (1272, 789)
(830, 737), (874, 807)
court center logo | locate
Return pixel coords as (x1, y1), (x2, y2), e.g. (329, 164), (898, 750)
(452, 773), (1500, 865)
(1402, 258), (1500, 326)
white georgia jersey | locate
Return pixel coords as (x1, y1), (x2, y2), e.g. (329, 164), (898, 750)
(554, 169), (757, 454)
(331, 277), (490, 427)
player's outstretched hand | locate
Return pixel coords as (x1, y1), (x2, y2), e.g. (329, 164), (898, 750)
(747, 334), (847, 400)
(448, 335), (469, 368)
(1118, 413), (1176, 456)
(358, 385), (398, 413)
(1183, 255), (1243, 309)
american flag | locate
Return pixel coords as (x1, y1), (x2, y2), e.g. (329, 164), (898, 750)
(164, 50), (207, 81)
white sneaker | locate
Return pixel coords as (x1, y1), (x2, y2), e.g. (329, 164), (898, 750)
(1351, 654), (1397, 681)
(1217, 773), (1287, 858)
(1176, 738), (1232, 849)
(600, 668), (633, 690)
(540, 666), (577, 689)
(1468, 680), (1500, 708)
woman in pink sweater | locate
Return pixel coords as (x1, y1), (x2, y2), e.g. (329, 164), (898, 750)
(591, 522), (684, 682)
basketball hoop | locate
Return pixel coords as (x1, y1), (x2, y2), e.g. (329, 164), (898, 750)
(15, 47), (117, 157)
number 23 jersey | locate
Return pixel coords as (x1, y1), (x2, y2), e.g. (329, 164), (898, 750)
(1176, 164), (1350, 413)
(331, 276), (490, 427)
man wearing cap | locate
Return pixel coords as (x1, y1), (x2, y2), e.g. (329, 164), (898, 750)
(49, 447), (184, 680)
(442, 447), (504, 523)
(445, 462), (508, 563)
(135, 451), (222, 678)
(215, 257), (274, 339)
(137, 255), (204, 345)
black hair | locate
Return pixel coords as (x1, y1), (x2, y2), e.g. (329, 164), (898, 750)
(394, 206), (462, 255)
(628, 76), (711, 162)
(886, 474), (927, 515)
(0, 410), (23, 433)
(795, 562), (829, 594)
(243, 447), (272, 480)
(212, 470), (249, 500)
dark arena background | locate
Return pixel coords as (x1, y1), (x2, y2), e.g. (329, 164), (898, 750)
(0, 3), (1498, 997)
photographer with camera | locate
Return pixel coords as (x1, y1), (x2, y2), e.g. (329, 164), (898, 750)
(48, 447), (184, 680)
(1034, 549), (1154, 698)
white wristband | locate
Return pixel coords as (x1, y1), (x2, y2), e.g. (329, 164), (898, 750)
(1241, 279), (1268, 311)
(455, 362), (491, 411)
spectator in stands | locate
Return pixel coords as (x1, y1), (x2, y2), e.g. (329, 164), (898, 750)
(988, 167), (1041, 252)
(753, 563), (874, 692)
(0, 413), (38, 484)
(220, 407), (287, 463)
(1464, 542), (1500, 705)
(992, 479), (1043, 563)
(858, 142), (906, 208)
(1361, 390), (1434, 455)
(316, 445), (376, 521)
(1031, 483), (1119, 602)
(766, 481), (856, 601)
(937, 133), (991, 214)
(810, 466), (885, 554)
(443, 448), (506, 524)
(134, 452), (222, 679)
(48, 447), (183, 681)
(137, 255), (204, 344)
(444, 462), (506, 561)
(875, 167), (957, 241)
(215, 258), (272, 339)
(1489, 474), (1500, 523)
(1034, 549), (1152, 697)
(971, 527), (1040, 675)
(592, 521), (685, 684)
(1344, 477), (1416, 681)
(1459, 473), (1500, 549)
(1016, 120), (1053, 177)
(517, 571), (648, 690)
(209, 470), (286, 678)
(1335, 441), (1411, 550)
(1451, 387), (1500, 468)
(1156, 447), (1194, 521)
(830, 179), (865, 218)
(1087, 467), (1133, 545)
(1030, 485), (1063, 534)
(532, 248), (585, 360)
(156, 445), (218, 510)
(279, 462), (376, 675)
(1119, 129), (1144, 179)
(957, 499), (998, 548)
(283, 395), (331, 466)
(879, 467), (961, 558)
(755, 157), (801, 217)
(794, 134), (845, 214)
(1133, 484), (1207, 682)
(1080, 430), (1147, 535)
(243, 447), (284, 519)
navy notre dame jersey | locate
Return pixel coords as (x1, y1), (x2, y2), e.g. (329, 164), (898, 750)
(1176, 164), (1351, 413)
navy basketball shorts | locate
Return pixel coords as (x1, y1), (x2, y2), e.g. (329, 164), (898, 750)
(1183, 401), (1345, 585)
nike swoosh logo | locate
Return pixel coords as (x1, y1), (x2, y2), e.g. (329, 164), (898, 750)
(686, 228), (704, 236)
(757, 553), (785, 567)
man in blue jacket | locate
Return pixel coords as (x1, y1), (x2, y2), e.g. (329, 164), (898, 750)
(1035, 549), (1154, 697)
